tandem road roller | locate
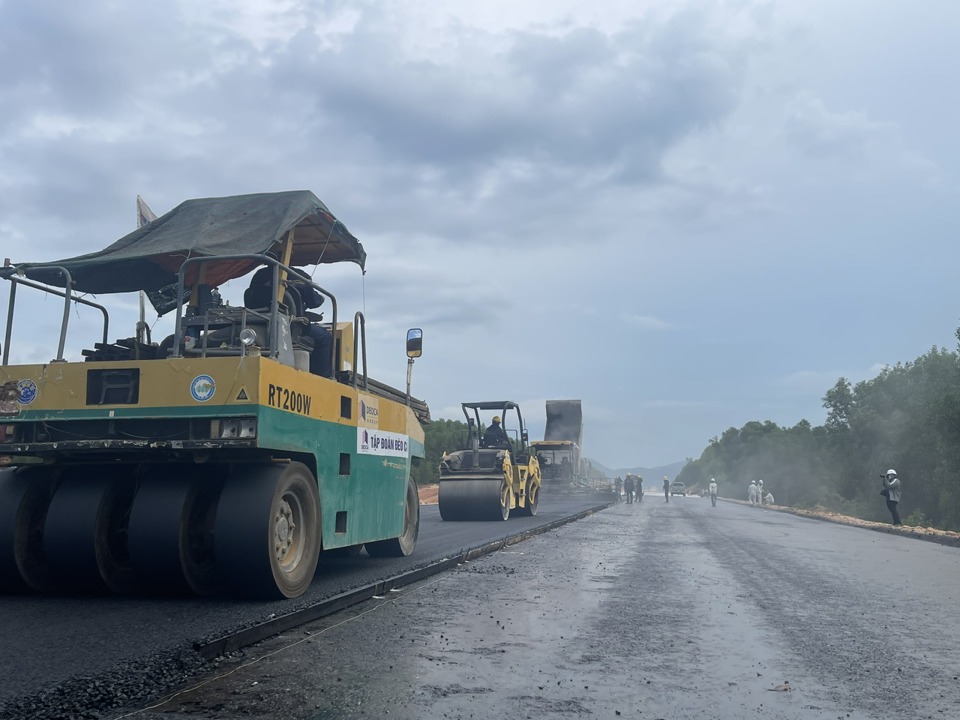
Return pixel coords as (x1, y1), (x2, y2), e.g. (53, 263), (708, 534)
(0, 191), (429, 600)
(438, 401), (541, 521)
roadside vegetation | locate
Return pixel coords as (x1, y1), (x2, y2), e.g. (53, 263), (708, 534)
(677, 329), (960, 531)
(412, 418), (470, 487)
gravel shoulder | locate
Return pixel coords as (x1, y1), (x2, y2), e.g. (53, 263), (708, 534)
(724, 497), (960, 547)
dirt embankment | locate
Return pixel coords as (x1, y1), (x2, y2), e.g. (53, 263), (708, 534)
(418, 484), (439, 505)
(730, 499), (960, 548)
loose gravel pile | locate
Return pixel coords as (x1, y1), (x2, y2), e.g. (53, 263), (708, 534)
(0, 647), (214, 720)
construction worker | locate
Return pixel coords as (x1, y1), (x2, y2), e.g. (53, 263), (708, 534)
(615, 476), (623, 501)
(624, 474), (635, 504)
(663, 475), (670, 503)
(636, 475), (644, 503)
(247, 266), (333, 377)
(882, 469), (902, 525)
(708, 477), (718, 507)
(748, 480), (759, 506)
(758, 479), (765, 505)
(482, 416), (509, 448)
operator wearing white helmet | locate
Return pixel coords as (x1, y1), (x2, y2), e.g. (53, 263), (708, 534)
(708, 477), (718, 507)
(881, 468), (902, 525)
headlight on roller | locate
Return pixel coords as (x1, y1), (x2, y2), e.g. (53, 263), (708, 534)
(215, 418), (258, 439)
(239, 328), (258, 347)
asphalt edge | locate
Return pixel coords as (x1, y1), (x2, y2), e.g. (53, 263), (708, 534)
(720, 497), (960, 549)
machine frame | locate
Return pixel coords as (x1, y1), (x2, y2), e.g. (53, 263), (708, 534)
(0, 191), (427, 599)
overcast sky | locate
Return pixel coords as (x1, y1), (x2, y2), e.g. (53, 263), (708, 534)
(2, 0), (958, 468)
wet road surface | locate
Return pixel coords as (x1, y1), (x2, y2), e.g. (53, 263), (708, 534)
(0, 496), (607, 718)
(119, 496), (960, 720)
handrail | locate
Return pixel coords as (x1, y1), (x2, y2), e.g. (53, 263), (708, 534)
(352, 311), (368, 389)
(2, 281), (14, 366)
(1, 266), (80, 365)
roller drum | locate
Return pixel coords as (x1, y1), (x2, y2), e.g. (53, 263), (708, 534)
(438, 478), (509, 521)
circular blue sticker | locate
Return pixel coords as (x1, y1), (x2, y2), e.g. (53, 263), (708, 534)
(17, 379), (38, 405)
(190, 375), (216, 402)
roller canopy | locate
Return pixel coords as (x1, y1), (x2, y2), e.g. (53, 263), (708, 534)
(15, 191), (366, 294)
(462, 401), (521, 412)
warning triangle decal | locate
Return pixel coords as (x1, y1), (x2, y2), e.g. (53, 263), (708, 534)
(235, 388), (249, 401)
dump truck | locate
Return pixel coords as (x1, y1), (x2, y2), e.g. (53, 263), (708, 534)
(437, 401), (541, 521)
(0, 190), (429, 599)
(531, 399), (586, 492)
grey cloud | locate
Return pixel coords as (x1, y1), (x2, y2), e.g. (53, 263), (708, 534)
(235, 11), (750, 245)
(0, 1), (203, 123)
(0, 1), (256, 248)
(782, 92), (890, 158)
(622, 313), (672, 330)
(0, 1), (756, 259)
(261, 7), (748, 185)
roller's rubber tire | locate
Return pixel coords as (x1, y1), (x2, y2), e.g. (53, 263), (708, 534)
(366, 476), (420, 557)
(43, 469), (137, 594)
(0, 468), (57, 593)
(128, 469), (223, 596)
(214, 462), (321, 599)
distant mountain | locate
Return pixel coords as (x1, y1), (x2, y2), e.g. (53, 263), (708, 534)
(585, 458), (687, 482)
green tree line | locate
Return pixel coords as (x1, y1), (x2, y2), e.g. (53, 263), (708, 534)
(412, 418), (470, 486)
(677, 333), (960, 531)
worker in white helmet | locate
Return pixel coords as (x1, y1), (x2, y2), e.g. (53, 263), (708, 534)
(708, 477), (718, 507)
(747, 480), (759, 506)
(881, 469), (902, 525)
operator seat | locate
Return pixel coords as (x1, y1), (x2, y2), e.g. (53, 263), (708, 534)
(243, 284), (300, 316)
(243, 277), (314, 351)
